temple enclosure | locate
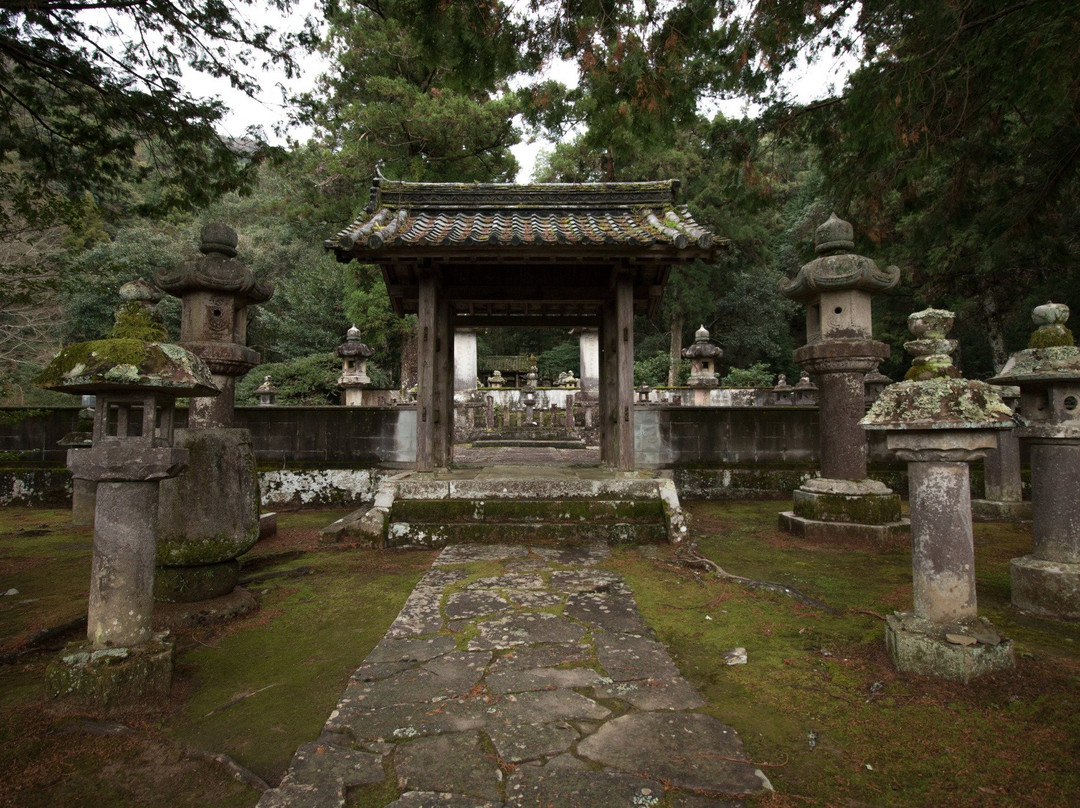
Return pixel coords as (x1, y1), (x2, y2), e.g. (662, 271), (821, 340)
(2, 184), (1080, 806)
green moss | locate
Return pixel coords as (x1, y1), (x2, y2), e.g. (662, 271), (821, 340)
(1029, 324), (1074, 349)
(35, 338), (215, 393)
(792, 491), (902, 524)
(609, 501), (1080, 808)
(109, 302), (169, 342)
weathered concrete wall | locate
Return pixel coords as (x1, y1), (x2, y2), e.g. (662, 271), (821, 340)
(634, 407), (819, 467)
(0, 406), (416, 467)
(236, 406), (416, 466)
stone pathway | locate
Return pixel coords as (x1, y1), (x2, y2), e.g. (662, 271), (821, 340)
(258, 543), (772, 808)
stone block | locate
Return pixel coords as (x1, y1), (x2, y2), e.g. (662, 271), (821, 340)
(1010, 555), (1080, 620)
(971, 499), (1032, 522)
(778, 511), (909, 549)
(157, 428), (260, 566)
(155, 560), (239, 603)
(46, 634), (174, 704)
(792, 488), (902, 524)
(885, 613), (1014, 683)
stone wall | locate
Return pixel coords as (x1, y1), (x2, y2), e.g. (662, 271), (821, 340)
(0, 406), (416, 467)
(633, 405), (907, 469)
(235, 406), (416, 466)
(0, 404), (1015, 506)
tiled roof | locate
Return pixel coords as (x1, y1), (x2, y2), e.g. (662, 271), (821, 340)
(326, 178), (720, 257)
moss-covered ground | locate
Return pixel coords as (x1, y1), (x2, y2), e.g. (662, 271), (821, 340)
(608, 501), (1080, 807)
(0, 506), (434, 806)
(1, 501), (1078, 806)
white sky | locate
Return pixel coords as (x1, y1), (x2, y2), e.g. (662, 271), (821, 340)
(178, 2), (857, 182)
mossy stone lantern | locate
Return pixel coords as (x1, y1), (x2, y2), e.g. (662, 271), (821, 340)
(862, 309), (1016, 682)
(778, 214), (904, 544)
(36, 338), (217, 702)
(989, 302), (1080, 619)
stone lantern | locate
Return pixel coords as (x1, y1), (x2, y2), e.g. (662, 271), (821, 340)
(487, 370), (506, 388)
(772, 374), (794, 406)
(862, 308), (1016, 681)
(989, 301), (1080, 619)
(154, 224), (270, 611)
(792, 371), (818, 406)
(683, 324), (722, 387)
(35, 338), (217, 701)
(336, 324), (375, 406)
(778, 214), (904, 544)
(255, 375), (277, 406)
(156, 222), (272, 428)
(682, 324), (723, 406)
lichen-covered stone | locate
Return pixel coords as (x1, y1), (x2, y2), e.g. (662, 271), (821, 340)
(862, 378), (1014, 429)
(46, 634), (174, 704)
(35, 338), (218, 396)
(990, 345), (1080, 383)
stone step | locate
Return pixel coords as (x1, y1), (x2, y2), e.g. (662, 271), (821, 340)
(386, 519), (668, 548)
(394, 477), (662, 501)
(390, 498), (665, 524)
(470, 439), (586, 449)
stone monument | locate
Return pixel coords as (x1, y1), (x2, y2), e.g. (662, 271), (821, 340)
(155, 223), (271, 609)
(990, 301), (1080, 619)
(778, 213), (905, 544)
(36, 336), (217, 701)
(862, 308), (1016, 681)
(336, 324), (375, 405)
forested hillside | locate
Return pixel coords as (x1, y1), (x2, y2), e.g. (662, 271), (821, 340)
(3, 0), (1077, 404)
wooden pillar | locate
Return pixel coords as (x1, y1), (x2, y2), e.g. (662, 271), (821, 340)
(416, 270), (436, 472)
(615, 271), (635, 471)
(434, 297), (453, 468)
(599, 301), (617, 466)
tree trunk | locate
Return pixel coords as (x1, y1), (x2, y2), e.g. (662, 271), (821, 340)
(981, 291), (1009, 373)
(668, 311), (684, 387)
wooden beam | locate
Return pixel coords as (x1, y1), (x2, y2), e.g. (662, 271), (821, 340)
(451, 314), (602, 328)
(616, 270), (635, 471)
(415, 270), (437, 472)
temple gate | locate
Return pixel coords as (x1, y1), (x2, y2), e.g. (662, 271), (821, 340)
(327, 177), (719, 471)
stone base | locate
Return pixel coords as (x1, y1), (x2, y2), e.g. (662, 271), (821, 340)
(46, 634), (174, 704)
(155, 559), (239, 603)
(154, 586), (258, 629)
(157, 428), (261, 566)
(792, 478), (902, 524)
(778, 511), (909, 548)
(1011, 555), (1080, 620)
(885, 613), (1014, 682)
(971, 499), (1032, 522)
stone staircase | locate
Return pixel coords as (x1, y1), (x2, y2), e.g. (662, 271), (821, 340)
(321, 470), (687, 548)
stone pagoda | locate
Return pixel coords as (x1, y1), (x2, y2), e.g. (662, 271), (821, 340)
(778, 213), (904, 544)
(36, 336), (218, 701)
(336, 324), (375, 406)
(154, 223), (271, 610)
(990, 301), (1080, 619)
(863, 308), (1016, 681)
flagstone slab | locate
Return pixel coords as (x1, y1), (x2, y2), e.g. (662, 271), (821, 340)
(260, 542), (769, 808)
